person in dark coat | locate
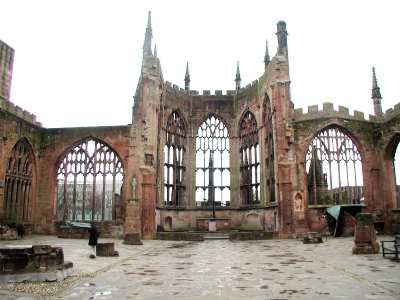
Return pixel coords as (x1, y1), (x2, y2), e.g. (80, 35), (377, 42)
(88, 223), (99, 258)
(16, 224), (25, 239)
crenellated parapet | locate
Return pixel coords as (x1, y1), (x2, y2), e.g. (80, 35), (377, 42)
(164, 80), (237, 98)
(382, 102), (400, 122)
(294, 101), (400, 124)
(293, 102), (373, 123)
(0, 97), (42, 127)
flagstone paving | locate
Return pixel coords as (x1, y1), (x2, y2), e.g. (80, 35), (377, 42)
(1, 235), (399, 299)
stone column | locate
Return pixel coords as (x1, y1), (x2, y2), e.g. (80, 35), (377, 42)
(352, 213), (380, 254)
(141, 173), (157, 239)
(229, 134), (240, 208)
(186, 135), (196, 208)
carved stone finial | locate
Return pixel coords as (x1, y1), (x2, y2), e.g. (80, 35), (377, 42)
(264, 39), (270, 69)
(143, 11), (153, 57)
(235, 61), (241, 91)
(184, 61), (190, 91)
(371, 66), (383, 116)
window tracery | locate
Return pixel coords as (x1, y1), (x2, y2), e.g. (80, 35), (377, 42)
(164, 111), (186, 206)
(56, 138), (123, 221)
(263, 96), (275, 203)
(195, 115), (230, 206)
(239, 111), (260, 205)
(305, 127), (363, 205)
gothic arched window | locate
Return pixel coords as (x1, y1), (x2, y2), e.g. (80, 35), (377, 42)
(305, 127), (363, 205)
(164, 111), (186, 206)
(239, 111), (260, 205)
(263, 96), (275, 203)
(56, 138), (124, 221)
(196, 115), (230, 206)
(4, 139), (34, 222)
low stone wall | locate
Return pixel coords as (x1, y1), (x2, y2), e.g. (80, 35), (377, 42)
(229, 231), (274, 241)
(196, 218), (231, 231)
(155, 232), (204, 241)
(56, 222), (123, 239)
(157, 207), (277, 232)
(57, 227), (88, 239)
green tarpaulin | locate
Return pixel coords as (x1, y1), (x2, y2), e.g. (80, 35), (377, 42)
(325, 204), (364, 236)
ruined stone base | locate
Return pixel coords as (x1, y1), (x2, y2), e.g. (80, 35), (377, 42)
(123, 233), (144, 245)
(0, 262), (73, 283)
(352, 242), (380, 255)
(96, 243), (119, 257)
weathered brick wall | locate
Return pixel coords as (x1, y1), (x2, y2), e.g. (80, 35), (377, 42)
(35, 125), (130, 234)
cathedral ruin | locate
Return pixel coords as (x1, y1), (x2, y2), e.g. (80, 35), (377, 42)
(1, 12), (399, 239)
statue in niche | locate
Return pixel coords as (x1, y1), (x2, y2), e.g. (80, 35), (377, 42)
(294, 192), (303, 212)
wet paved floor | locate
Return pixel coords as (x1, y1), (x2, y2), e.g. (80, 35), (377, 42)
(0, 235), (399, 299)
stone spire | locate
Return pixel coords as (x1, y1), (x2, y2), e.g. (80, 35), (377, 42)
(184, 62), (190, 91)
(153, 43), (157, 57)
(371, 67), (383, 116)
(235, 61), (241, 91)
(276, 20), (288, 57)
(143, 11), (153, 57)
(264, 39), (270, 69)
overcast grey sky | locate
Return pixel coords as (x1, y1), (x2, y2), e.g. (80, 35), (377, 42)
(1, 0), (399, 128)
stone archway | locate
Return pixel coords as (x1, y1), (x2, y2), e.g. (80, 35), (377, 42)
(56, 137), (124, 222)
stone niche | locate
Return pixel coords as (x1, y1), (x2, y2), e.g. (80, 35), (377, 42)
(0, 245), (73, 283)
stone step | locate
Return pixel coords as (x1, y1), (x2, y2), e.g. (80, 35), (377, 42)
(203, 233), (230, 240)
